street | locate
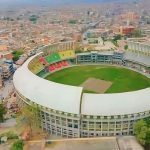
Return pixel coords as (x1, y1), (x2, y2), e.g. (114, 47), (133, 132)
(0, 78), (14, 100)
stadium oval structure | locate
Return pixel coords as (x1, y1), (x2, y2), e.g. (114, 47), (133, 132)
(13, 42), (150, 138)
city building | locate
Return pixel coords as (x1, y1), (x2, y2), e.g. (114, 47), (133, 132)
(127, 38), (150, 56)
(113, 26), (135, 35)
(0, 60), (14, 79)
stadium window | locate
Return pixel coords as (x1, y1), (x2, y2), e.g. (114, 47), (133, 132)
(86, 116), (90, 119)
(116, 121), (121, 124)
(123, 121), (128, 124)
(117, 115), (121, 119)
(68, 113), (71, 116)
(67, 119), (72, 122)
(90, 116), (93, 119)
(97, 116), (100, 119)
(68, 124), (72, 128)
(74, 114), (78, 117)
(64, 113), (68, 116)
(124, 115), (128, 118)
(111, 116), (114, 119)
(74, 125), (78, 128)
(104, 116), (107, 119)
(89, 122), (94, 124)
(73, 120), (78, 123)
(56, 116), (59, 120)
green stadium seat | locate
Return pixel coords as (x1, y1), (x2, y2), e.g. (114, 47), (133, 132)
(45, 53), (61, 64)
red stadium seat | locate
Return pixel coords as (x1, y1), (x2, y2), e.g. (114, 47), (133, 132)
(39, 57), (47, 65)
(48, 65), (56, 72)
(58, 62), (62, 68)
(54, 63), (59, 68)
(47, 60), (70, 72)
(62, 60), (69, 66)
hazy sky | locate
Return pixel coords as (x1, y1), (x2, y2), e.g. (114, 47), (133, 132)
(0, 0), (133, 4)
(0, 0), (136, 9)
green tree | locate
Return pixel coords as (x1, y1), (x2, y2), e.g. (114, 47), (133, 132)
(20, 104), (41, 136)
(134, 120), (147, 145)
(12, 49), (24, 62)
(68, 19), (77, 24)
(111, 34), (122, 47)
(134, 119), (150, 149)
(0, 103), (6, 122)
(113, 34), (122, 41)
(29, 15), (38, 24)
(11, 140), (24, 150)
(124, 45), (128, 50)
(131, 29), (142, 38)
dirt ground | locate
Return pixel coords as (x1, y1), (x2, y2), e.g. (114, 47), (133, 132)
(80, 78), (112, 93)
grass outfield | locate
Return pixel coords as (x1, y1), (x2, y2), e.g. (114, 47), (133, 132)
(45, 65), (150, 93)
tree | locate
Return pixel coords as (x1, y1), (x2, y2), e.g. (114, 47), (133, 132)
(12, 49), (24, 62)
(29, 15), (38, 24)
(130, 29), (142, 38)
(134, 119), (150, 149)
(11, 140), (24, 150)
(0, 103), (6, 122)
(68, 19), (77, 24)
(113, 34), (122, 41)
(134, 120), (147, 145)
(20, 104), (41, 136)
(111, 34), (122, 47)
(124, 45), (128, 50)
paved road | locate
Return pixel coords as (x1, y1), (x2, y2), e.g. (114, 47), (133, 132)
(24, 141), (45, 150)
(0, 79), (14, 100)
(117, 136), (144, 150)
(27, 137), (119, 150)
(46, 139), (119, 150)
(46, 137), (144, 150)
(0, 143), (11, 150)
(0, 118), (16, 128)
(25, 136), (144, 150)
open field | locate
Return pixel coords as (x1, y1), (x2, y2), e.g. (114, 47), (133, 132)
(45, 65), (150, 93)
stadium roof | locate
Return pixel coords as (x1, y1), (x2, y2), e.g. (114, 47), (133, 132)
(13, 54), (150, 116)
(13, 54), (83, 114)
(77, 51), (114, 56)
(124, 52), (150, 67)
(81, 88), (150, 116)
